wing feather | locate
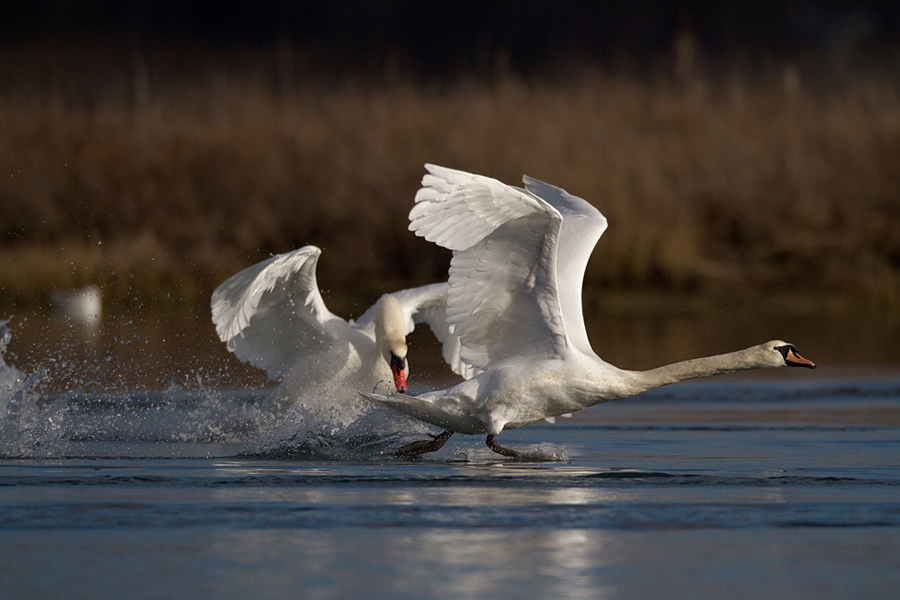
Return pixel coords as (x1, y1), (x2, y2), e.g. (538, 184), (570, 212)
(410, 165), (548, 251)
(410, 165), (569, 372)
(522, 175), (607, 356)
(210, 246), (346, 379)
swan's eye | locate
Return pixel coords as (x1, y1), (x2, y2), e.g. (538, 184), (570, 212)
(773, 345), (796, 360)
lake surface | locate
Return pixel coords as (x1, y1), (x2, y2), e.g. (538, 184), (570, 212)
(1, 314), (899, 599)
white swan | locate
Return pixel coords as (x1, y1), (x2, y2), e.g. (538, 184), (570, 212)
(211, 245), (466, 406)
(361, 165), (816, 458)
(50, 284), (102, 328)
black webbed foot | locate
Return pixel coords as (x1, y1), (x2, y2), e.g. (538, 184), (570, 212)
(396, 430), (454, 458)
(485, 434), (521, 458)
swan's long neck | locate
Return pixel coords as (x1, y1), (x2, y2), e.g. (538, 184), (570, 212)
(373, 294), (408, 362)
(626, 347), (768, 394)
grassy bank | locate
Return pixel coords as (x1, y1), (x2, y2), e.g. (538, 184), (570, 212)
(1, 44), (899, 313)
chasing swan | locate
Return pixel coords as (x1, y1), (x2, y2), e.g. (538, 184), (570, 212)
(361, 165), (816, 458)
(211, 245), (467, 406)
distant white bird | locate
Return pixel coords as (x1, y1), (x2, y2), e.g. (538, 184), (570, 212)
(50, 284), (102, 328)
(212, 246), (467, 408)
(361, 165), (816, 458)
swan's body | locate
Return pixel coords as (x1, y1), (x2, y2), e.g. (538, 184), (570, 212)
(361, 165), (816, 457)
(368, 341), (811, 436)
(211, 246), (465, 405)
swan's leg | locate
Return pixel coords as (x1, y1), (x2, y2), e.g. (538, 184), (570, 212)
(486, 434), (520, 458)
(396, 430), (454, 458)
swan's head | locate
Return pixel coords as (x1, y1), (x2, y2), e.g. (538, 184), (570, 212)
(760, 340), (816, 369)
(388, 348), (409, 393)
(374, 294), (410, 393)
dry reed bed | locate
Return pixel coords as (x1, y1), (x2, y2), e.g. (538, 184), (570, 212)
(1, 64), (899, 312)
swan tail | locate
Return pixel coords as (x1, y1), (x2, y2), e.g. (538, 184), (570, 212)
(358, 391), (434, 421)
(358, 391), (485, 435)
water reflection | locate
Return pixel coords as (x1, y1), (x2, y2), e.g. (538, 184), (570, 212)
(205, 481), (632, 507)
(200, 527), (617, 599)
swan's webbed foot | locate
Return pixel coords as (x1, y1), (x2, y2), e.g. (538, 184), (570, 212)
(486, 434), (521, 458)
(396, 430), (454, 458)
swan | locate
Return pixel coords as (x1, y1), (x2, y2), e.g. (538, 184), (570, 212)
(360, 165), (816, 458)
(211, 245), (467, 407)
(50, 284), (102, 328)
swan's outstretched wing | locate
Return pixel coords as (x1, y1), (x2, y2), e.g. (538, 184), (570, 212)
(211, 246), (345, 379)
(410, 164), (569, 371)
(354, 283), (473, 379)
(523, 175), (607, 356)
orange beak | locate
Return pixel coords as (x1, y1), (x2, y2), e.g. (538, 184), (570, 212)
(391, 365), (407, 393)
(786, 348), (816, 369)
(389, 354), (408, 392)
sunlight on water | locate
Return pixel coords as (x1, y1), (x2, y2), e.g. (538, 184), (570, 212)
(1, 307), (898, 600)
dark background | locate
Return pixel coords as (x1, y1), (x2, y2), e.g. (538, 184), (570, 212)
(4, 1), (899, 78)
(1, 1), (898, 314)
(1, 1), (899, 380)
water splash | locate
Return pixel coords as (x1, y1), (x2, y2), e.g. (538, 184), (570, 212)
(448, 442), (571, 463)
(0, 319), (437, 459)
(241, 387), (437, 459)
(0, 322), (24, 405)
(0, 321), (48, 456)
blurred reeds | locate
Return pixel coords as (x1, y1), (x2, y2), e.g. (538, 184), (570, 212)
(1, 43), (898, 314)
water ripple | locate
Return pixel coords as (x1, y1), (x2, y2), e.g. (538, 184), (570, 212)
(3, 500), (898, 531)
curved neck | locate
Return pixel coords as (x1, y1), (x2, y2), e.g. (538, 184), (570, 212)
(373, 294), (408, 361)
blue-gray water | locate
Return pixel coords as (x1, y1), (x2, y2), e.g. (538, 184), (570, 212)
(1, 319), (899, 599)
(2, 382), (899, 599)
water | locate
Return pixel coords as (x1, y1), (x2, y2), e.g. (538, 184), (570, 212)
(1, 317), (899, 599)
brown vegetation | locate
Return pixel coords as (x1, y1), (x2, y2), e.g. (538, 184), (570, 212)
(1, 44), (899, 314)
